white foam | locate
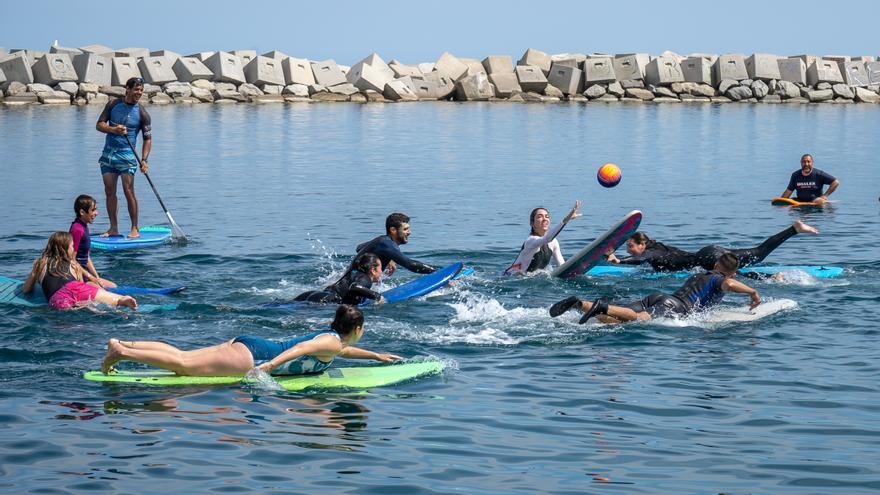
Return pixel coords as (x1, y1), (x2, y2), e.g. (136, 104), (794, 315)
(243, 368), (284, 391)
(764, 270), (851, 288)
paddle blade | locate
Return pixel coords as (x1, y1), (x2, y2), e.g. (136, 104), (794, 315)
(165, 212), (188, 242)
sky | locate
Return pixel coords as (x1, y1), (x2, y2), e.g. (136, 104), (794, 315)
(2, 0), (878, 66)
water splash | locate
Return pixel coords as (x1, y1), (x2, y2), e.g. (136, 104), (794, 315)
(243, 368), (283, 392)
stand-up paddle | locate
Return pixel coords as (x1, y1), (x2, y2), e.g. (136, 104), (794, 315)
(123, 133), (187, 242)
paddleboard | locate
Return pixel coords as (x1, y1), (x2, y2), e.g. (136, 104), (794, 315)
(83, 360), (444, 391)
(704, 298), (797, 323)
(90, 226), (173, 251)
(586, 264), (843, 279)
(380, 261), (463, 303)
(0, 276), (184, 307)
(552, 210), (642, 279)
(771, 197), (820, 207)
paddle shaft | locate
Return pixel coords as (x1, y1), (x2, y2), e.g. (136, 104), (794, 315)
(122, 132), (186, 239)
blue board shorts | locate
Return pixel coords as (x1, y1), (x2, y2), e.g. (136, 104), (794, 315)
(99, 148), (138, 175)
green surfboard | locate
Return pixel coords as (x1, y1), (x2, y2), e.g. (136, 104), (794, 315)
(84, 360), (444, 391)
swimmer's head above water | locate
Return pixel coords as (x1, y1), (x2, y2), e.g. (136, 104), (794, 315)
(385, 212), (411, 245)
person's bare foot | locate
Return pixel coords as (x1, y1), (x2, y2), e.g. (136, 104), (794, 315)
(117, 296), (138, 310)
(127, 228), (140, 239)
(99, 229), (120, 237)
(102, 339), (124, 374)
(793, 220), (819, 235)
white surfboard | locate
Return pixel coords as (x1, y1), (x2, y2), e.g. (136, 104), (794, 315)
(705, 298), (798, 323)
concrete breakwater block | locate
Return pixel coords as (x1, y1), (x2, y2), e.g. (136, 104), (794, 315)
(383, 77), (419, 101)
(645, 56), (684, 86)
(417, 62), (434, 74)
(232, 50), (257, 66)
(262, 50), (289, 61)
(173, 57), (213, 82)
(854, 86), (880, 103)
(32, 53), (78, 85)
(205, 51), (246, 84)
(244, 56), (284, 86)
(515, 65), (548, 93)
(424, 72), (455, 99)
(777, 58), (806, 85)
(0, 52), (34, 84)
(189, 52), (215, 62)
(138, 56), (177, 85)
(613, 53), (649, 81)
(50, 45), (82, 55)
(547, 62), (583, 95)
(518, 48), (551, 75)
(681, 57), (713, 84)
(0, 67), (5, 84)
(283, 57), (316, 86)
(583, 57), (616, 84)
(150, 50), (181, 64)
(111, 57), (142, 86)
(746, 53), (781, 81)
(115, 48), (149, 60)
(310, 60), (347, 87)
(489, 72), (521, 97)
(714, 54), (748, 82)
(73, 53), (111, 86)
(358, 53), (395, 79)
(455, 72), (494, 101)
(482, 55), (513, 75)
(434, 52), (468, 81)
(461, 58), (486, 77)
(807, 60), (843, 86)
(389, 62), (422, 79)
(840, 61), (869, 86)
(868, 62), (880, 85)
(346, 61), (392, 93)
(78, 44), (114, 57)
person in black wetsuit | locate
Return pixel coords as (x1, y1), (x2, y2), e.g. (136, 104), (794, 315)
(779, 153), (839, 205)
(355, 212), (435, 276)
(293, 253), (386, 305)
(550, 253), (761, 324)
(606, 220), (819, 272)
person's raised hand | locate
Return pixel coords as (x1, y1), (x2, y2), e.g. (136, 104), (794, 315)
(564, 199), (582, 223)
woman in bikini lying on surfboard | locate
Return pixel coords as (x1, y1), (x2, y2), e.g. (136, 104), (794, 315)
(101, 305), (400, 376)
(505, 200), (581, 275)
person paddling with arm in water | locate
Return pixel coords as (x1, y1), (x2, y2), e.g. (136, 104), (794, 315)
(779, 153), (839, 205)
(102, 305), (400, 375)
(551, 253), (760, 324)
(506, 200), (581, 275)
(292, 253), (386, 305)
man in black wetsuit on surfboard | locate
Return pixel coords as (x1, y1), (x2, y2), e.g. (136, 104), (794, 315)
(355, 213), (436, 276)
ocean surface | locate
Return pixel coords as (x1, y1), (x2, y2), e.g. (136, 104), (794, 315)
(1, 101), (879, 494)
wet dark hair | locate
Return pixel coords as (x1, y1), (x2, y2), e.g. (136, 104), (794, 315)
(385, 213), (410, 234)
(801, 153), (813, 161)
(717, 252), (739, 273)
(125, 77), (144, 89)
(629, 231), (656, 248)
(352, 252), (381, 273)
(331, 304), (364, 337)
(529, 207), (548, 236)
(74, 194), (96, 216)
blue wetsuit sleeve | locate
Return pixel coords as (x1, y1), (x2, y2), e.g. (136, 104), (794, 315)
(139, 105), (152, 139)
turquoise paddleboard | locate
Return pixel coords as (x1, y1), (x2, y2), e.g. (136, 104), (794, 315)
(90, 226), (173, 251)
(84, 360), (445, 391)
(586, 264), (844, 279)
(0, 276), (183, 309)
(552, 210), (642, 279)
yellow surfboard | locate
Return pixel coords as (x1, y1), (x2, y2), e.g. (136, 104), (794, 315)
(771, 197), (820, 207)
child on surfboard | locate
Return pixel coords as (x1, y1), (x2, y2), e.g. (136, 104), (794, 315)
(69, 194), (117, 289)
(506, 200), (581, 275)
(550, 253), (761, 324)
(101, 305), (400, 375)
(22, 232), (137, 311)
(290, 253), (386, 305)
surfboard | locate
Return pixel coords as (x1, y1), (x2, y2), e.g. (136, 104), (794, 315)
(586, 264), (843, 279)
(375, 261), (464, 304)
(771, 197), (820, 207)
(0, 276), (184, 307)
(704, 298), (797, 323)
(90, 226), (173, 251)
(83, 360), (444, 391)
(552, 210), (642, 279)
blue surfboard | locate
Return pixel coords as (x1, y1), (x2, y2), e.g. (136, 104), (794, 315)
(109, 286), (186, 296)
(0, 276), (185, 307)
(586, 264), (843, 279)
(379, 261), (464, 304)
(90, 226), (173, 251)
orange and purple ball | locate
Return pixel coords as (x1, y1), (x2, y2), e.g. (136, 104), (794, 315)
(597, 163), (621, 188)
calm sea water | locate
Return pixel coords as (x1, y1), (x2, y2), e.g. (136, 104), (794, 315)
(1, 101), (879, 494)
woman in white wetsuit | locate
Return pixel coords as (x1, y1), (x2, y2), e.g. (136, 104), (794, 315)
(506, 200), (581, 275)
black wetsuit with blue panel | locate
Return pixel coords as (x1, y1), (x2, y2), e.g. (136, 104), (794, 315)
(625, 270), (727, 317)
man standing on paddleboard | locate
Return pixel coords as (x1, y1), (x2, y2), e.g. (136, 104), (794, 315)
(779, 154), (839, 205)
(355, 213), (436, 276)
(95, 77), (152, 239)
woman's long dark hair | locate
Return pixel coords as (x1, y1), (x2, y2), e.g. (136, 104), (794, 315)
(629, 231), (656, 248)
